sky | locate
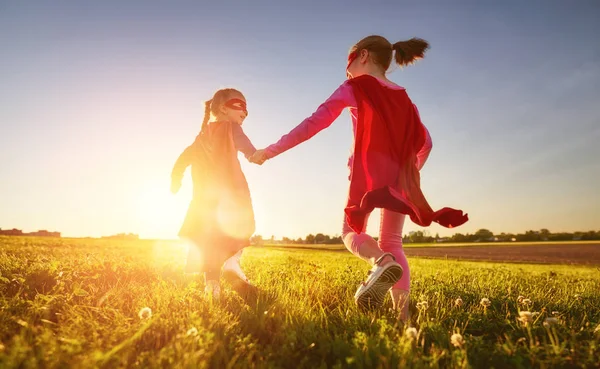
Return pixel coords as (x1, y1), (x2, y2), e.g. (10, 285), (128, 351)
(1, 1), (599, 240)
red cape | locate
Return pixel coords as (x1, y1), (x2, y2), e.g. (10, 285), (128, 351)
(173, 121), (255, 271)
(345, 75), (468, 233)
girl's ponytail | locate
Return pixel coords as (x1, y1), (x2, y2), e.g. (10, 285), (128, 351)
(392, 38), (429, 67)
(200, 99), (212, 134)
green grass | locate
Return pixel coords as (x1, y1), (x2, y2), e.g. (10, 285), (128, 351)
(1, 236), (599, 368)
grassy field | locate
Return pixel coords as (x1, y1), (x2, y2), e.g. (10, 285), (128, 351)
(1, 236), (599, 368)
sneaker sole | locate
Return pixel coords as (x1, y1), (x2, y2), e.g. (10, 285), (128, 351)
(355, 264), (403, 310)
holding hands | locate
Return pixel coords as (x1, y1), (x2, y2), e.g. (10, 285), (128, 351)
(249, 149), (268, 165)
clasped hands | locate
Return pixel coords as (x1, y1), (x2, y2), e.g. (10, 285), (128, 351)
(248, 149), (268, 165)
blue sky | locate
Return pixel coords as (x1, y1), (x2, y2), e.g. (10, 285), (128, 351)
(1, 1), (599, 239)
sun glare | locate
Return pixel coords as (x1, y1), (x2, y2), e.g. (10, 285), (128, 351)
(136, 179), (189, 240)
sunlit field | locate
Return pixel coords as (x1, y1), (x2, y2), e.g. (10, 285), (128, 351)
(1, 236), (599, 368)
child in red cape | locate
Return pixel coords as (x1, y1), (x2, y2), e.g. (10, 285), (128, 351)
(172, 88), (257, 301)
(251, 36), (468, 319)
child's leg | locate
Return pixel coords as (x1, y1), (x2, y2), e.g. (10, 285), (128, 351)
(222, 249), (250, 282)
(378, 209), (410, 319)
(342, 212), (394, 266)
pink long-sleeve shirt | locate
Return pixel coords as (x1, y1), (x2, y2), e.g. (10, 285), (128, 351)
(265, 78), (433, 171)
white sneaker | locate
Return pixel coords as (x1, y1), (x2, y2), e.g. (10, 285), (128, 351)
(222, 251), (250, 283)
(222, 251), (257, 298)
(204, 280), (221, 301)
(354, 253), (403, 310)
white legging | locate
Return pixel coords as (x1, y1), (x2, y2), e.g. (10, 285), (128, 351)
(342, 209), (410, 290)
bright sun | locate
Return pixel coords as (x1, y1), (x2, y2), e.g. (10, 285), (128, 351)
(136, 178), (189, 240)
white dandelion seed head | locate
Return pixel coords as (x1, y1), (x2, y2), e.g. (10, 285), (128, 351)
(517, 295), (525, 303)
(518, 311), (533, 323)
(455, 297), (463, 307)
(521, 298), (532, 305)
(138, 307), (152, 320)
(543, 318), (559, 327)
(416, 301), (429, 310)
(480, 298), (491, 307)
(405, 327), (418, 340)
(450, 333), (464, 347)
(186, 327), (198, 337)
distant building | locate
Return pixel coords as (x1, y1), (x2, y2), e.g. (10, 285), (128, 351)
(0, 228), (24, 236)
(0, 228), (60, 237)
(29, 230), (61, 237)
(101, 233), (139, 240)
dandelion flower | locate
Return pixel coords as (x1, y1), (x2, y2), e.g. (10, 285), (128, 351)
(521, 298), (532, 305)
(517, 295), (525, 303)
(405, 327), (418, 340)
(138, 307), (152, 320)
(455, 297), (463, 307)
(543, 318), (559, 327)
(480, 298), (491, 307)
(518, 311), (533, 324)
(450, 333), (464, 347)
(416, 301), (429, 310)
(186, 327), (198, 337)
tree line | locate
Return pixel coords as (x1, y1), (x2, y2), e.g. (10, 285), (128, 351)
(250, 229), (600, 245)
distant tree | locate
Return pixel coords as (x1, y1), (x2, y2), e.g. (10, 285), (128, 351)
(582, 230), (599, 240)
(539, 229), (550, 241)
(315, 233), (326, 244)
(305, 234), (315, 244)
(282, 237), (292, 244)
(409, 231), (424, 243)
(474, 229), (494, 241)
(250, 235), (263, 246)
(296, 237), (304, 244)
(450, 233), (466, 243)
(329, 236), (343, 244)
(548, 232), (572, 241)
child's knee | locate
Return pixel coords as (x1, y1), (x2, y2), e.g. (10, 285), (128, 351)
(343, 232), (375, 255)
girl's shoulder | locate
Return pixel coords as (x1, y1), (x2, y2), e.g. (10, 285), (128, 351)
(347, 75), (406, 91)
(375, 77), (405, 91)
